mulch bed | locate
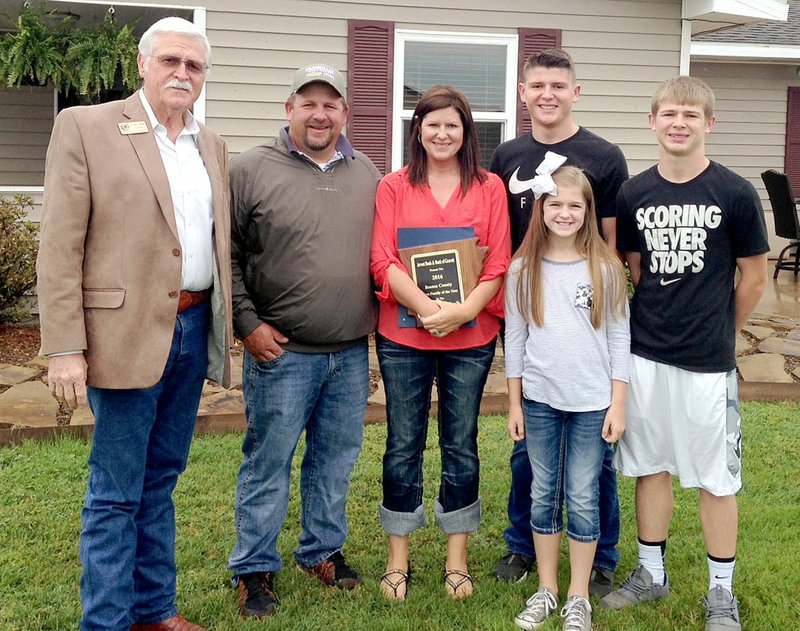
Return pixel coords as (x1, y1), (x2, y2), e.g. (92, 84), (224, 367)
(0, 322), (40, 365)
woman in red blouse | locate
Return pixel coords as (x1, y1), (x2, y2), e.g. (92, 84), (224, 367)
(370, 85), (511, 601)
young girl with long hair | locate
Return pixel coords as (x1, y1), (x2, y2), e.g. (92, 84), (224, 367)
(504, 166), (629, 631)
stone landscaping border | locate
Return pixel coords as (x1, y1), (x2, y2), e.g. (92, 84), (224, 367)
(1, 384), (797, 447)
(3, 311), (799, 446)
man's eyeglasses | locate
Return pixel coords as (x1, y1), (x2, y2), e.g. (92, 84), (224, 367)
(154, 55), (208, 75)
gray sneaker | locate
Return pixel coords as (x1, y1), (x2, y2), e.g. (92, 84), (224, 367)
(514, 586), (558, 630)
(560, 595), (592, 631)
(704, 586), (741, 630)
(597, 565), (669, 610)
(588, 566), (615, 598)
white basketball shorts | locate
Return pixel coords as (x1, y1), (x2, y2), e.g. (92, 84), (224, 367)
(613, 354), (742, 496)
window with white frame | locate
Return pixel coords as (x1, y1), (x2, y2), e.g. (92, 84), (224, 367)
(392, 30), (518, 171)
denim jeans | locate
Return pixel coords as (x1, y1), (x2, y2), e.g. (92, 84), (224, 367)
(80, 302), (209, 631)
(376, 335), (495, 536)
(228, 341), (368, 575)
(503, 420), (620, 569)
(523, 399), (606, 541)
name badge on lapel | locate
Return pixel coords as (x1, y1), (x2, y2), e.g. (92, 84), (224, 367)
(118, 121), (149, 135)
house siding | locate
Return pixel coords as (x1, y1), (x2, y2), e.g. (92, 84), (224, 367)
(205, 0), (683, 170)
(0, 85), (52, 187)
(692, 61), (800, 256)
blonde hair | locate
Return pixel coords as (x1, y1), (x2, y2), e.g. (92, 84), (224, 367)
(512, 166), (627, 329)
(651, 76), (715, 120)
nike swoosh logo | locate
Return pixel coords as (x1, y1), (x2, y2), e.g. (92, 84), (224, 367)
(660, 278), (682, 286)
(509, 167), (537, 195)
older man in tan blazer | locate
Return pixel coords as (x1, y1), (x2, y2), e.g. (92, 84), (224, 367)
(36, 17), (231, 631)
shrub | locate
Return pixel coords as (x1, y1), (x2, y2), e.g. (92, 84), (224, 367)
(0, 195), (39, 321)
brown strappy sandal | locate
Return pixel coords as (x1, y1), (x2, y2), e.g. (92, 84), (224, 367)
(380, 567), (411, 601)
(444, 568), (474, 599)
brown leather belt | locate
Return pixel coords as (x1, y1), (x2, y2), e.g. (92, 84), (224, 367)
(177, 289), (209, 313)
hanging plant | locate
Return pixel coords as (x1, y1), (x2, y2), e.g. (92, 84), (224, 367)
(114, 17), (140, 91)
(0, 3), (140, 104)
(0, 2), (73, 90)
(64, 11), (140, 99)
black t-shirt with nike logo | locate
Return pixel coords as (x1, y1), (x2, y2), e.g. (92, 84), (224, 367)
(616, 161), (770, 372)
(489, 127), (629, 252)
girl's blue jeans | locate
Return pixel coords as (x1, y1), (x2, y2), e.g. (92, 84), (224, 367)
(523, 398), (606, 542)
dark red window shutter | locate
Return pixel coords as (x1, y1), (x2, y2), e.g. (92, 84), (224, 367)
(516, 28), (562, 137)
(785, 87), (800, 193)
(347, 20), (394, 175)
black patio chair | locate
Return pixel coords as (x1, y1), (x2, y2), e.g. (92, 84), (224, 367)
(760, 169), (800, 279)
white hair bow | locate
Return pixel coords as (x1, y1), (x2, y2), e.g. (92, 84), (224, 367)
(507, 151), (568, 198)
(531, 151), (568, 199)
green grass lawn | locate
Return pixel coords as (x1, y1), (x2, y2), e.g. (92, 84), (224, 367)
(1, 401), (798, 630)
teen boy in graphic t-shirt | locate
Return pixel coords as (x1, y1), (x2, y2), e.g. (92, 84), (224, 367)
(599, 76), (768, 631)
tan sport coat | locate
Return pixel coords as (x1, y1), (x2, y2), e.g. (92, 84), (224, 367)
(37, 93), (233, 389)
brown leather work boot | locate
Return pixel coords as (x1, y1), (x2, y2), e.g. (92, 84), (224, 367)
(237, 571), (277, 618)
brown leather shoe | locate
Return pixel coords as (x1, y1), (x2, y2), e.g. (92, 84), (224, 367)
(301, 551), (362, 590)
(130, 613), (206, 631)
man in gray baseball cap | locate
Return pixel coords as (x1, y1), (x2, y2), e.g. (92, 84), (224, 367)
(226, 62), (380, 618)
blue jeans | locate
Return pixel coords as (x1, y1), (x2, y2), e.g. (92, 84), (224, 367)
(228, 341), (368, 575)
(504, 420), (620, 569)
(80, 302), (209, 631)
(376, 335), (495, 535)
(524, 400), (605, 541)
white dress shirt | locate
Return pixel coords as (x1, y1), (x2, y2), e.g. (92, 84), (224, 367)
(139, 90), (214, 291)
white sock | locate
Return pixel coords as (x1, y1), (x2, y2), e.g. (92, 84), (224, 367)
(637, 539), (666, 586)
(708, 555), (735, 593)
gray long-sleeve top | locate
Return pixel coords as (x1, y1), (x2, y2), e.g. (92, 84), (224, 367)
(229, 129), (380, 352)
(504, 257), (630, 412)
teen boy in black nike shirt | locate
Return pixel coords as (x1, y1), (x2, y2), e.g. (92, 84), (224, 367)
(599, 76), (767, 631)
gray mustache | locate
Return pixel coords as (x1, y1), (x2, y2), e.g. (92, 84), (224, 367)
(166, 79), (193, 93)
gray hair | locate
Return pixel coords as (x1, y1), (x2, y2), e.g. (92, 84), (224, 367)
(138, 17), (211, 67)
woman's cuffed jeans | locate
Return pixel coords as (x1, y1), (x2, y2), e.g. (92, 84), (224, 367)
(376, 335), (495, 536)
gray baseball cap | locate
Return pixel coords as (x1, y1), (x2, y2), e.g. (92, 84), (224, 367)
(289, 63), (346, 99)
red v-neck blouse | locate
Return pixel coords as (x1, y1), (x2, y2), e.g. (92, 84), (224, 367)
(370, 166), (511, 351)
